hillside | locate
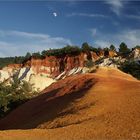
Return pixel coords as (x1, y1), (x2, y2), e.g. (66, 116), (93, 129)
(0, 48), (117, 91)
(0, 67), (140, 140)
(0, 46), (139, 91)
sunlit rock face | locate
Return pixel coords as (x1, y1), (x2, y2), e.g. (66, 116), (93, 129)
(26, 53), (88, 77)
(98, 58), (118, 68)
(17, 67), (56, 91)
(0, 65), (20, 83)
(32, 54), (86, 78)
(108, 50), (118, 57)
(133, 48), (140, 59)
(128, 48), (140, 65)
(0, 70), (10, 82)
(0, 50), (118, 91)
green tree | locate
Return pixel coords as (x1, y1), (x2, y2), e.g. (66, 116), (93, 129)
(134, 45), (140, 49)
(14, 56), (18, 64)
(41, 50), (48, 57)
(81, 42), (90, 52)
(104, 47), (109, 57)
(109, 44), (116, 51)
(32, 52), (42, 59)
(25, 52), (31, 60)
(90, 47), (98, 53)
(119, 42), (130, 54)
(63, 45), (81, 55)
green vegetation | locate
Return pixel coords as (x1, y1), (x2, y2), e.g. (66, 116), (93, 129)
(119, 42), (130, 56)
(84, 59), (94, 68)
(24, 52), (32, 62)
(32, 52), (43, 59)
(109, 44), (116, 51)
(0, 43), (115, 69)
(103, 47), (109, 57)
(81, 42), (99, 53)
(119, 60), (140, 80)
(0, 56), (25, 69)
(40, 44), (99, 58)
(0, 42), (139, 69)
(41, 45), (81, 57)
(81, 42), (91, 52)
(0, 77), (38, 118)
(134, 45), (140, 49)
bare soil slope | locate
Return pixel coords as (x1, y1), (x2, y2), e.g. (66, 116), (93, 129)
(0, 67), (140, 140)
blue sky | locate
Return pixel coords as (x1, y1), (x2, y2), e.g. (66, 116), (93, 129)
(0, 0), (140, 57)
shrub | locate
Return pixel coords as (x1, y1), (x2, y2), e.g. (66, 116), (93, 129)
(119, 42), (131, 57)
(85, 60), (94, 68)
(41, 45), (81, 57)
(119, 60), (140, 80)
(0, 56), (25, 69)
(0, 77), (38, 118)
(109, 44), (116, 51)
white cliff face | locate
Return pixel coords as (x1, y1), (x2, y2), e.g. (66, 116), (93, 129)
(134, 48), (140, 59)
(0, 70), (10, 82)
(98, 58), (118, 68)
(0, 67), (16, 82)
(18, 67), (27, 79)
(0, 65), (84, 91)
(18, 67), (56, 91)
(0, 66), (55, 91)
(29, 74), (55, 91)
(55, 67), (83, 80)
(18, 67), (33, 81)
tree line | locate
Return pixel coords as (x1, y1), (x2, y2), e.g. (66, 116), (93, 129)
(0, 42), (139, 69)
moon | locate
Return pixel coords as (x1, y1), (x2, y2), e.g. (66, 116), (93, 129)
(53, 12), (57, 17)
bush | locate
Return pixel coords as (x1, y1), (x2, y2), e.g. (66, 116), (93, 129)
(0, 77), (38, 118)
(85, 60), (94, 68)
(41, 45), (81, 57)
(109, 44), (116, 51)
(32, 52), (43, 59)
(81, 42), (90, 52)
(0, 56), (25, 69)
(119, 42), (131, 57)
(119, 60), (140, 80)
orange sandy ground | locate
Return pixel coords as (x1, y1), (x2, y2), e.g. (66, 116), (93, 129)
(0, 67), (140, 140)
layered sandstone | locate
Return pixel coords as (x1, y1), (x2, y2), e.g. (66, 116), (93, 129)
(0, 50), (118, 90)
(23, 50), (117, 77)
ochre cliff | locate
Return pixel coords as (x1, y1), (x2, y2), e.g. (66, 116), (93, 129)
(24, 53), (87, 77)
(0, 50), (117, 91)
(23, 50), (117, 77)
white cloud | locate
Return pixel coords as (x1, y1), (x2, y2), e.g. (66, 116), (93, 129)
(0, 30), (72, 57)
(125, 14), (140, 20)
(95, 40), (112, 48)
(105, 0), (123, 16)
(66, 13), (108, 18)
(90, 28), (140, 48)
(0, 30), (50, 39)
(116, 29), (140, 46)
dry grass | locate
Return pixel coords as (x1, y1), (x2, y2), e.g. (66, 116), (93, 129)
(0, 67), (140, 140)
